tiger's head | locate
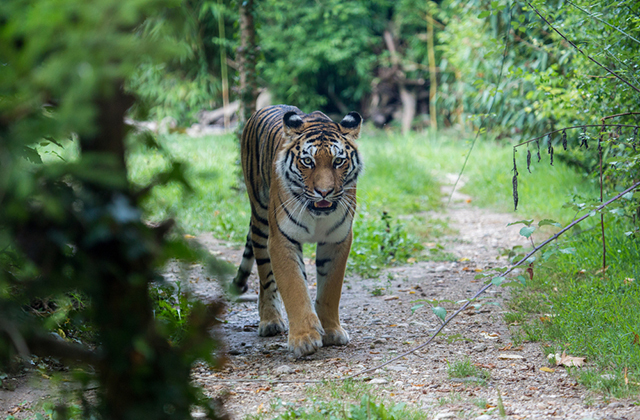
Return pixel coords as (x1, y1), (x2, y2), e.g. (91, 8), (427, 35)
(276, 110), (363, 217)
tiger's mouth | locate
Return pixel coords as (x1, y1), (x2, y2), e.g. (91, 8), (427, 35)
(309, 199), (338, 213)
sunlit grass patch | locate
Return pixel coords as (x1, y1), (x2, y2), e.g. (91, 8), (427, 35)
(264, 395), (430, 420)
(244, 380), (430, 420)
(127, 131), (446, 273)
(127, 133), (250, 241)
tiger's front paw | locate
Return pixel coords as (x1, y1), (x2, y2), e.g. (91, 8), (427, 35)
(288, 329), (323, 358)
(322, 326), (350, 346)
(288, 316), (324, 358)
(258, 319), (287, 337)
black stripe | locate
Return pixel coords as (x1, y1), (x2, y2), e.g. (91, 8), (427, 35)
(284, 171), (305, 190)
(275, 216), (302, 250)
(251, 225), (268, 239)
(262, 280), (275, 290)
(297, 255), (307, 281)
(252, 242), (267, 249)
(256, 258), (271, 266)
(279, 193), (309, 233)
(335, 231), (350, 245)
(316, 258), (331, 268)
(250, 204), (269, 225)
(243, 248), (254, 258)
(327, 207), (349, 236)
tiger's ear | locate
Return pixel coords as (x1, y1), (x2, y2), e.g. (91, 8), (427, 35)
(283, 111), (305, 139)
(339, 112), (362, 140)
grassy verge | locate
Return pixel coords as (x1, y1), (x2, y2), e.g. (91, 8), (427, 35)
(126, 129), (447, 276)
(245, 380), (430, 420)
(505, 220), (640, 398)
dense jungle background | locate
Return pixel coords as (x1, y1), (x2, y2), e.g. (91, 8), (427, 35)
(1, 0), (639, 419)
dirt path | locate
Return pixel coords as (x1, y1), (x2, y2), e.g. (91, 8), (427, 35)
(188, 186), (639, 420)
(2, 187), (638, 419)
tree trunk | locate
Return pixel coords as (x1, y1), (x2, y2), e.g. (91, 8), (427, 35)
(237, 0), (258, 135)
(427, 11), (437, 130)
(399, 86), (416, 136)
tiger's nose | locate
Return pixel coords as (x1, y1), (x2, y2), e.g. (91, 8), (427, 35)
(315, 187), (333, 198)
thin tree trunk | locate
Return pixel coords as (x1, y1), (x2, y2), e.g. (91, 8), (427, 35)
(427, 10), (437, 130)
(218, 0), (230, 130)
(399, 86), (416, 136)
(238, 0), (258, 134)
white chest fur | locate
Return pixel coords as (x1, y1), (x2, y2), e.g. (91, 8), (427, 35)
(277, 204), (353, 245)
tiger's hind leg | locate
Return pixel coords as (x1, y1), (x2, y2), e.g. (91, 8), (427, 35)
(231, 230), (254, 294)
(250, 221), (287, 337)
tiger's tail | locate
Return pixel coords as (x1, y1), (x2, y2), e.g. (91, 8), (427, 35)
(231, 229), (254, 294)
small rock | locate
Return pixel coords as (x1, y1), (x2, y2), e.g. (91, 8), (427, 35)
(393, 380), (404, 388)
(191, 412), (206, 419)
(433, 411), (456, 420)
(600, 374), (616, 381)
(275, 365), (294, 375)
(267, 343), (286, 351)
(228, 349), (242, 355)
(476, 415), (494, 420)
(386, 365), (407, 372)
(472, 343), (488, 352)
(234, 294), (258, 302)
(607, 402), (624, 409)
(369, 378), (388, 385)
(373, 338), (386, 345)
(435, 265), (449, 273)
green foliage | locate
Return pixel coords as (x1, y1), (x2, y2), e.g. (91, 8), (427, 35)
(271, 395), (428, 420)
(257, 0), (382, 112)
(128, 0), (238, 125)
(0, 0), (228, 417)
(349, 212), (424, 277)
(127, 132), (249, 240)
(149, 282), (196, 345)
(447, 358), (491, 384)
(128, 130), (444, 276)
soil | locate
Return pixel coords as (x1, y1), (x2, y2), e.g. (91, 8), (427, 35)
(2, 185), (639, 419)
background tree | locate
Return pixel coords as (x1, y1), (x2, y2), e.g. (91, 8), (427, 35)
(0, 0), (230, 418)
(237, 0), (259, 133)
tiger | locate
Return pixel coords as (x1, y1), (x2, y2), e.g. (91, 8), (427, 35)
(232, 105), (363, 358)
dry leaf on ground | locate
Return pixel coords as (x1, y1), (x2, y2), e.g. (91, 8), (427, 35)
(548, 351), (586, 367)
(498, 354), (524, 360)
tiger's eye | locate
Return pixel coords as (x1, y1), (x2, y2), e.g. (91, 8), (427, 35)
(334, 157), (344, 166)
(302, 157), (313, 166)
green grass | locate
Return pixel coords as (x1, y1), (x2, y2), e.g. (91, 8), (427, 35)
(380, 129), (600, 223)
(506, 221), (640, 397)
(245, 380), (429, 420)
(127, 133), (250, 241)
(39, 128), (640, 402)
(267, 396), (429, 420)
(447, 357), (491, 385)
(125, 128), (609, 281)
(126, 129), (446, 276)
